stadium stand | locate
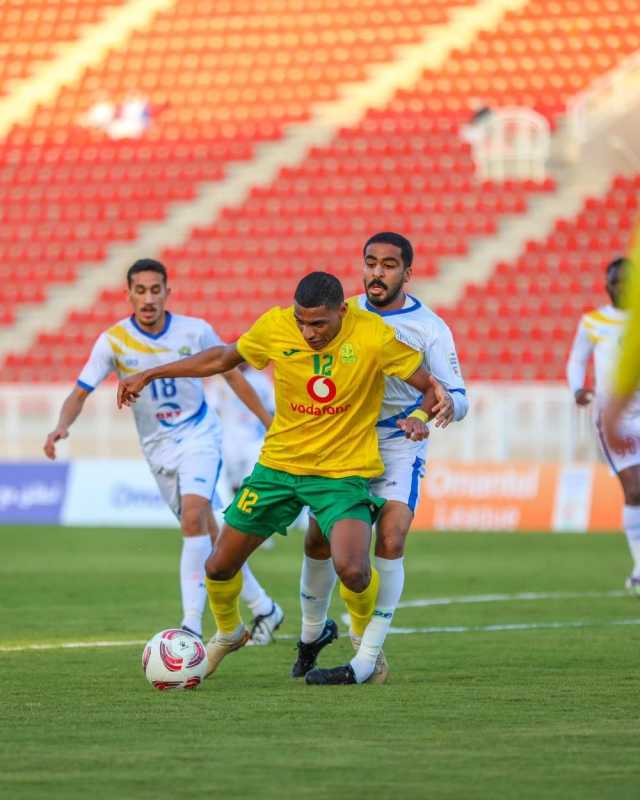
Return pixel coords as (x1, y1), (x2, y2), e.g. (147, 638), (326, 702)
(1, 0), (639, 384)
(443, 173), (640, 381)
(0, 0), (127, 97)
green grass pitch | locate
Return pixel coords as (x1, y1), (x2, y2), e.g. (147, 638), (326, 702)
(1, 526), (639, 800)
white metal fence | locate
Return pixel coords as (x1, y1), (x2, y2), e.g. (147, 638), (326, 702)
(0, 381), (600, 464)
(461, 106), (550, 182)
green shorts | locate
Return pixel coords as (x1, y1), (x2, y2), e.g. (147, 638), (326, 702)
(224, 463), (385, 539)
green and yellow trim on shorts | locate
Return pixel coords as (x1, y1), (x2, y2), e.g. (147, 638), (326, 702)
(224, 463), (385, 539)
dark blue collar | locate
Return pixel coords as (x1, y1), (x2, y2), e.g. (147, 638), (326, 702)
(130, 311), (172, 339)
(364, 294), (421, 316)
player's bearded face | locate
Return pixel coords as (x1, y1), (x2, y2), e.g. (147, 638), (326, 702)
(294, 303), (347, 350)
(128, 270), (170, 328)
(363, 243), (409, 307)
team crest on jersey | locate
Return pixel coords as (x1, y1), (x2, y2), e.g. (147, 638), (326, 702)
(124, 357), (139, 368)
(306, 375), (337, 404)
(178, 346), (192, 357)
(340, 342), (357, 365)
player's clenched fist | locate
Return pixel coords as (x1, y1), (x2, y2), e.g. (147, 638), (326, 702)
(117, 372), (151, 408)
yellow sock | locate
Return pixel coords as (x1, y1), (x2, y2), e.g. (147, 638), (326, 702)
(205, 572), (243, 634)
(339, 567), (380, 638)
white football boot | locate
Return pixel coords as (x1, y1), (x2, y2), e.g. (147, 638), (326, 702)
(247, 602), (284, 646)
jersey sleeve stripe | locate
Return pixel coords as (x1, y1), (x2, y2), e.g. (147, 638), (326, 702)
(584, 311), (624, 326)
(76, 379), (95, 392)
(376, 398), (423, 428)
(114, 358), (139, 375)
(107, 324), (171, 354)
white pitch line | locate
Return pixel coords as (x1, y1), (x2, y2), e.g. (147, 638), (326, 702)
(3, 615), (640, 653)
(0, 590), (632, 653)
(396, 589), (627, 609)
(0, 639), (146, 653)
(387, 618), (640, 635)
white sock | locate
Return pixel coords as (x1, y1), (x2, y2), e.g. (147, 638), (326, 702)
(240, 561), (273, 618)
(350, 556), (404, 683)
(179, 534), (211, 635)
(300, 556), (337, 643)
(623, 505), (640, 577)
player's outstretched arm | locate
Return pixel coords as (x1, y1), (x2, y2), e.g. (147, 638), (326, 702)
(223, 369), (273, 429)
(117, 344), (244, 408)
(43, 386), (90, 459)
(395, 368), (451, 440)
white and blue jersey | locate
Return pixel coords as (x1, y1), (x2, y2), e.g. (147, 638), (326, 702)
(77, 312), (225, 517)
(355, 293), (468, 511)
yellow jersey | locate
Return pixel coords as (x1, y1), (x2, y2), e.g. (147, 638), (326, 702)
(236, 303), (423, 478)
(615, 254), (640, 397)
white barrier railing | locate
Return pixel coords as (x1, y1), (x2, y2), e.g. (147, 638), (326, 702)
(0, 381), (600, 464)
(462, 106), (550, 182)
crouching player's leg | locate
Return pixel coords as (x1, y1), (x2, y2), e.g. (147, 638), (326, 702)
(300, 477), (385, 686)
(207, 508), (284, 646)
(203, 525), (264, 676)
(205, 464), (304, 676)
(296, 446), (425, 684)
(157, 445), (282, 643)
(296, 512), (393, 686)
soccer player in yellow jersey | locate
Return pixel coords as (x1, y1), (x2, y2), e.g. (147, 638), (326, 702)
(297, 232), (467, 685)
(118, 271), (447, 685)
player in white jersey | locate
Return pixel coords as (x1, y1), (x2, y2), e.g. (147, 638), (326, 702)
(44, 259), (284, 640)
(566, 256), (640, 593)
(291, 232), (468, 683)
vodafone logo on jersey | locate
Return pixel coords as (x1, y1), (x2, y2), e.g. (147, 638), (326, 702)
(306, 376), (337, 404)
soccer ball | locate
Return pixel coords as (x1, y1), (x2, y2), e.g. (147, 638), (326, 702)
(142, 628), (208, 690)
